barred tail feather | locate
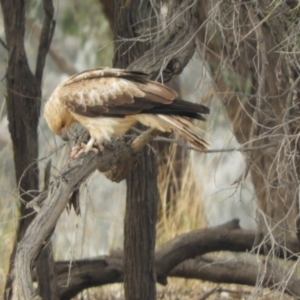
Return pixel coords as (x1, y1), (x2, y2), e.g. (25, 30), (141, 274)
(157, 115), (208, 150)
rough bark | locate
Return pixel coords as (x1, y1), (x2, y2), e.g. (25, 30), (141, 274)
(113, 1), (199, 299)
(0, 0), (55, 299)
(124, 151), (158, 300)
(113, 1), (159, 299)
(12, 130), (158, 299)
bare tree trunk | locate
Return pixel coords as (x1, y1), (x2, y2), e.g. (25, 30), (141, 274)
(113, 1), (159, 299)
(36, 245), (59, 300)
(0, 0), (56, 299)
(113, 1), (199, 297)
(124, 151), (158, 300)
(53, 219), (300, 299)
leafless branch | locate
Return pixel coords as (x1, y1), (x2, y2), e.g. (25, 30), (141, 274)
(12, 131), (156, 300)
(152, 135), (278, 153)
(51, 219), (300, 299)
(198, 287), (220, 300)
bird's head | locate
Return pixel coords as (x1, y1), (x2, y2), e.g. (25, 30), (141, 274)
(44, 98), (75, 141)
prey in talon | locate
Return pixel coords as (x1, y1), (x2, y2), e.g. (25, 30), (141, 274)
(70, 143), (100, 159)
(44, 67), (210, 156)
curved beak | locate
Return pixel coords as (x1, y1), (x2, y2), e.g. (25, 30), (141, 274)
(60, 127), (69, 141)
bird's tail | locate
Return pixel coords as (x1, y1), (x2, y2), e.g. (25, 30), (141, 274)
(157, 115), (208, 150)
(135, 114), (208, 150)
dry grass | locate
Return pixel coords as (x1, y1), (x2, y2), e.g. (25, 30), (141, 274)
(70, 279), (295, 300)
(156, 143), (206, 247)
(0, 145), (18, 296)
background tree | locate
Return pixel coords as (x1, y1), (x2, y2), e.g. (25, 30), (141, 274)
(0, 0), (56, 299)
(196, 0), (300, 240)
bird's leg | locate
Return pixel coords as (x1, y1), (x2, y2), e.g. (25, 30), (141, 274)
(96, 141), (105, 152)
(70, 137), (100, 158)
(84, 137), (97, 152)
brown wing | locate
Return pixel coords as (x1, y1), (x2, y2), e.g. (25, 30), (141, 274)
(58, 68), (178, 118)
(57, 67), (209, 120)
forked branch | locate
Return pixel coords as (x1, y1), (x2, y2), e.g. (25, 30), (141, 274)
(50, 219), (300, 299)
(12, 130), (156, 300)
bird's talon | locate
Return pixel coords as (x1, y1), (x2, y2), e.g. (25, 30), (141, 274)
(70, 144), (82, 159)
(70, 143), (102, 158)
(86, 147), (99, 154)
(97, 144), (104, 152)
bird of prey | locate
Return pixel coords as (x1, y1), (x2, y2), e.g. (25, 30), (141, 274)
(44, 67), (209, 154)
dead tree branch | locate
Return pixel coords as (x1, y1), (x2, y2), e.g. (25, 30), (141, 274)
(51, 219), (300, 299)
(170, 257), (300, 297)
(12, 131), (156, 300)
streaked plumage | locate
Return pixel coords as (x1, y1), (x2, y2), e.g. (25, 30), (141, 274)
(44, 67), (209, 152)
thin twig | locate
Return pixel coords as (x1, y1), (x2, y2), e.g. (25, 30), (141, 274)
(218, 288), (251, 295)
(152, 136), (278, 154)
(128, 129), (278, 153)
(232, 8), (267, 185)
(198, 287), (220, 300)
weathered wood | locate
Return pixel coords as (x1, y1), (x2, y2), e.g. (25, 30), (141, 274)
(12, 130), (157, 299)
(169, 257), (300, 296)
(0, 0), (55, 298)
(124, 147), (158, 300)
(113, 1), (199, 299)
(113, 1), (159, 298)
(51, 219), (300, 299)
